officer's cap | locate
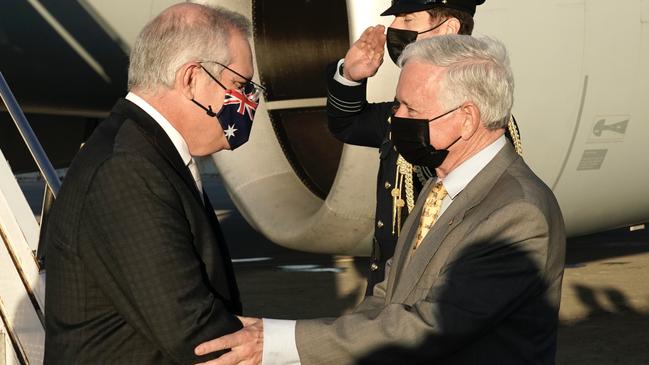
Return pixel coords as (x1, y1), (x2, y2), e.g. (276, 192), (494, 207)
(381, 0), (486, 17)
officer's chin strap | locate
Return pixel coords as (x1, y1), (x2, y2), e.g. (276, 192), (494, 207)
(508, 114), (523, 156)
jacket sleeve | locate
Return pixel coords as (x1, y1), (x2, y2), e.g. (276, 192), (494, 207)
(294, 200), (562, 365)
(326, 61), (394, 148)
(78, 153), (242, 364)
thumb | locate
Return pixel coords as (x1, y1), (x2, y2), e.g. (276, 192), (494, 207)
(237, 315), (259, 327)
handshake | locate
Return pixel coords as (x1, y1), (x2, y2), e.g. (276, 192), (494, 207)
(195, 316), (264, 365)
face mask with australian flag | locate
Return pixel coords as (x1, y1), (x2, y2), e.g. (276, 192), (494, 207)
(191, 63), (265, 150)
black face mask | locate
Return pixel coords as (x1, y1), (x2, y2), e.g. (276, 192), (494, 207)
(386, 19), (448, 65)
(391, 105), (461, 169)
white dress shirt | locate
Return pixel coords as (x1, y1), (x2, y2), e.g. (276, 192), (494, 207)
(436, 135), (507, 217)
(261, 135), (507, 365)
(333, 58), (363, 87)
(125, 92), (203, 193)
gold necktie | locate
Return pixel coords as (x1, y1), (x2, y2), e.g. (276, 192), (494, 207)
(413, 181), (447, 250)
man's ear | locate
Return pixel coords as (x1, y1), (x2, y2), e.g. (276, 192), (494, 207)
(443, 17), (461, 35)
(177, 62), (201, 100)
(460, 102), (481, 139)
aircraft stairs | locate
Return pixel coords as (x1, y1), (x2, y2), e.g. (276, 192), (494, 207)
(0, 71), (61, 365)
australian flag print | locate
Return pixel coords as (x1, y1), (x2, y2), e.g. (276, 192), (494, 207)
(217, 87), (259, 150)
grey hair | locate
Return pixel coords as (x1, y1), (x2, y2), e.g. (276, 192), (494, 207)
(398, 35), (514, 130)
(128, 4), (251, 93)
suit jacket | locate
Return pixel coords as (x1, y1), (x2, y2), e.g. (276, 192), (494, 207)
(295, 143), (566, 365)
(43, 99), (242, 364)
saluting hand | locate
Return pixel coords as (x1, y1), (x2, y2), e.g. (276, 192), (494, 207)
(194, 316), (263, 365)
(343, 25), (386, 82)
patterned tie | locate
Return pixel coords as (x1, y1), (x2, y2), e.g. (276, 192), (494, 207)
(413, 181), (447, 250)
(187, 158), (203, 196)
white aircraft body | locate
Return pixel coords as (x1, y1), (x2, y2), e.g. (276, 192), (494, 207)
(1, 0), (648, 363)
(212, 0), (649, 254)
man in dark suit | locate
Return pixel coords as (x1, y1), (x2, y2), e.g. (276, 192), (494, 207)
(43, 3), (264, 364)
(194, 35), (564, 365)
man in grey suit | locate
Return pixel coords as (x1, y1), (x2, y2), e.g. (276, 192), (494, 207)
(43, 3), (265, 364)
(195, 35), (566, 365)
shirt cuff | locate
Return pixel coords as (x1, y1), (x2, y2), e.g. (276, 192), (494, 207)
(262, 318), (301, 365)
(333, 59), (363, 87)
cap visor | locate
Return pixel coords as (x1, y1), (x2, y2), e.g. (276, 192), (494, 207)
(380, 4), (433, 16)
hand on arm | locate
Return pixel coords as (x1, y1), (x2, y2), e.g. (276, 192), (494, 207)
(195, 316), (263, 365)
(343, 25), (386, 81)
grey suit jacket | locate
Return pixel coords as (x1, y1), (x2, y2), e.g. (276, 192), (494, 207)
(295, 143), (566, 365)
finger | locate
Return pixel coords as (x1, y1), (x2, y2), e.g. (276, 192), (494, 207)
(355, 26), (371, 45)
(372, 33), (385, 55)
(195, 349), (240, 365)
(370, 25), (384, 37)
(368, 28), (385, 52)
(361, 25), (375, 38)
(237, 316), (258, 327)
(195, 332), (243, 356)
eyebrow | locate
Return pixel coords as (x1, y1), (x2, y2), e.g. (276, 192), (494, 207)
(227, 68), (252, 83)
(400, 99), (419, 112)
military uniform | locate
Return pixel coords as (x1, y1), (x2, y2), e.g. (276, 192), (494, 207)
(326, 61), (521, 293)
(326, 61), (430, 293)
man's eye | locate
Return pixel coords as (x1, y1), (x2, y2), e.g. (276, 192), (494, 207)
(391, 100), (400, 114)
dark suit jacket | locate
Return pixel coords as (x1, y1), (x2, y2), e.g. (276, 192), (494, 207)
(296, 143), (566, 365)
(43, 99), (242, 364)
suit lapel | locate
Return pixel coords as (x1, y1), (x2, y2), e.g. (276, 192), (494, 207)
(202, 192), (242, 312)
(390, 143), (520, 302)
(386, 179), (434, 299)
(391, 192), (469, 302)
(113, 99), (204, 205)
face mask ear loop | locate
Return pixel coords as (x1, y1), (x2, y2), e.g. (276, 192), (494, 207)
(191, 99), (217, 117)
(417, 18), (449, 35)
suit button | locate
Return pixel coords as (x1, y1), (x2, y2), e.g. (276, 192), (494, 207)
(377, 220), (384, 228)
(370, 263), (379, 271)
(384, 182), (392, 189)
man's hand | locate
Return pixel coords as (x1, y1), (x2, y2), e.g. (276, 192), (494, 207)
(194, 316), (263, 365)
(343, 25), (386, 82)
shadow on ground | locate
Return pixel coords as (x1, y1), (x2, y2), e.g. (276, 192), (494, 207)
(557, 285), (649, 364)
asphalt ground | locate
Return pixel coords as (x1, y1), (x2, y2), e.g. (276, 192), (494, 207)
(18, 174), (649, 364)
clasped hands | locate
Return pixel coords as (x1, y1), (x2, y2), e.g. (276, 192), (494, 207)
(195, 316), (263, 365)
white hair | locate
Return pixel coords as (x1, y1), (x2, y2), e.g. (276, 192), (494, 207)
(128, 4), (251, 93)
(398, 35), (514, 130)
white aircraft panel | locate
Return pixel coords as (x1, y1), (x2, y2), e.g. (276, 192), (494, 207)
(475, 1), (586, 188)
(81, 0), (180, 50)
(553, 0), (649, 234)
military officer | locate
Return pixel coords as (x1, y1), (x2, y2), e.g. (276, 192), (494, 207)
(326, 0), (522, 293)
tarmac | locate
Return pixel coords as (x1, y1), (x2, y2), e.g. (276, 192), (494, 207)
(19, 174), (649, 364)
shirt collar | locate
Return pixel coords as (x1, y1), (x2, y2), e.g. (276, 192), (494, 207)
(125, 92), (192, 166)
(440, 135), (507, 200)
